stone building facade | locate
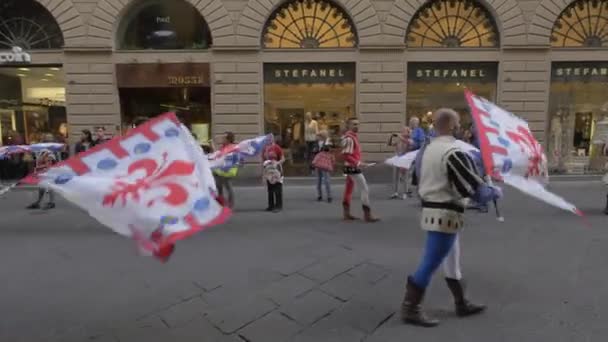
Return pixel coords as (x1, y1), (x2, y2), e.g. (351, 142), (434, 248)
(1, 0), (607, 174)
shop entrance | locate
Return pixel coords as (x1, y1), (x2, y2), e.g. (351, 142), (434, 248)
(116, 63), (211, 145)
(263, 63), (356, 176)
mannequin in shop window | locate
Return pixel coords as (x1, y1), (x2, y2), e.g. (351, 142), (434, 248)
(551, 114), (563, 164)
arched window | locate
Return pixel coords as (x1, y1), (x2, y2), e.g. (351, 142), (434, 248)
(262, 0), (357, 48)
(406, 0), (499, 48)
(117, 0), (212, 50)
(0, 0), (63, 49)
(551, 0), (608, 47)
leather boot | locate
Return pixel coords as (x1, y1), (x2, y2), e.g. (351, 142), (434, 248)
(401, 276), (439, 327)
(445, 278), (486, 316)
(343, 202), (358, 220)
(362, 205), (379, 222)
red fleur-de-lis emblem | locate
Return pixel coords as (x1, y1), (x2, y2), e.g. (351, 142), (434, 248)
(505, 126), (545, 178)
(103, 152), (196, 208)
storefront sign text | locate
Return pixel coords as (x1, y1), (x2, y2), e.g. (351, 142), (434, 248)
(264, 63), (355, 84)
(552, 62), (608, 82)
(0, 47), (31, 64)
(116, 63), (210, 88)
(167, 75), (205, 85)
(408, 62), (497, 83)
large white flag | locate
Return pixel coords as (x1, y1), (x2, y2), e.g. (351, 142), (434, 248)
(23, 113), (231, 261)
(465, 91), (582, 216)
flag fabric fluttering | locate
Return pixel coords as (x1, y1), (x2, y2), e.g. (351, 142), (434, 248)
(208, 134), (272, 170)
(465, 90), (582, 216)
(22, 113), (231, 261)
(0, 143), (65, 159)
(385, 140), (479, 169)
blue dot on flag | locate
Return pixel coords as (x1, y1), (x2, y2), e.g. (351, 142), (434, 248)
(165, 128), (179, 138)
(497, 136), (510, 147)
(133, 143), (151, 154)
(194, 197), (210, 212)
(54, 173), (73, 185)
(160, 216), (179, 225)
(97, 158), (117, 170)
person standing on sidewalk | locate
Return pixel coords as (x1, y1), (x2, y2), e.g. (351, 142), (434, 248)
(262, 135), (285, 212)
(341, 118), (379, 222)
(388, 126), (412, 199)
(26, 148), (57, 210)
(400, 108), (501, 327)
(312, 130), (334, 202)
(211, 132), (238, 209)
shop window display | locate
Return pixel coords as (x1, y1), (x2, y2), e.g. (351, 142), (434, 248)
(0, 67), (67, 145)
(548, 62), (608, 174)
(551, 0), (608, 48)
(263, 63), (355, 176)
(406, 0), (499, 48)
(262, 0), (357, 48)
(406, 62), (498, 132)
(117, 0), (212, 50)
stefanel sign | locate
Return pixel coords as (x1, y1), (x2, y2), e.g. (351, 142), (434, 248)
(264, 63), (355, 84)
(408, 62), (497, 83)
(551, 62), (608, 82)
(0, 47), (31, 64)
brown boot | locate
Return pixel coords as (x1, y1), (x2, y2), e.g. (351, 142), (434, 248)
(401, 276), (439, 327)
(362, 205), (379, 222)
(445, 278), (486, 317)
(343, 202), (358, 221)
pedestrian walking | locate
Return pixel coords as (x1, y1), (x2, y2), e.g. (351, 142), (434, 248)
(388, 126), (412, 199)
(212, 132), (238, 208)
(341, 118), (379, 222)
(400, 108), (501, 327)
(312, 131), (334, 202)
(262, 135), (285, 212)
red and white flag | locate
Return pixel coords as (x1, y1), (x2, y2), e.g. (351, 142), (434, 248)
(23, 113), (231, 261)
(465, 91), (582, 216)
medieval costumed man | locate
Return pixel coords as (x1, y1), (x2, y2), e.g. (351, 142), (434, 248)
(341, 118), (379, 222)
(401, 108), (502, 327)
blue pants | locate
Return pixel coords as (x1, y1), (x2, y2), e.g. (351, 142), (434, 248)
(412, 231), (457, 288)
(316, 169), (331, 198)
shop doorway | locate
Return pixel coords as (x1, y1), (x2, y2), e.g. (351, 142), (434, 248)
(263, 63), (355, 176)
(116, 63), (211, 145)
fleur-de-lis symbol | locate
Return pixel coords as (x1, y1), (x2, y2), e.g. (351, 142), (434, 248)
(103, 152), (195, 208)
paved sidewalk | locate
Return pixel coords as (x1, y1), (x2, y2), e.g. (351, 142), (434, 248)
(0, 181), (607, 342)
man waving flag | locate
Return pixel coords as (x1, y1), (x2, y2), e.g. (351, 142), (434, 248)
(465, 90), (581, 216)
(22, 113), (231, 262)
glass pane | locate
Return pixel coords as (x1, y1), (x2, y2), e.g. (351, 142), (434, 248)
(264, 63), (356, 176)
(548, 62), (608, 174)
(119, 87), (211, 145)
(0, 0), (63, 49)
(263, 0), (357, 49)
(118, 0), (212, 50)
(406, 62), (498, 137)
(551, 0), (608, 47)
(406, 0), (499, 48)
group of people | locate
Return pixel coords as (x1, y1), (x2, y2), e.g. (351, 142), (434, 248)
(22, 127), (112, 210)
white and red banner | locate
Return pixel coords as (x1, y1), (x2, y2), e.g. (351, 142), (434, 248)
(208, 134), (271, 171)
(465, 90), (582, 216)
(23, 113), (231, 261)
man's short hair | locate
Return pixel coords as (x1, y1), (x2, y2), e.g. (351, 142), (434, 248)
(433, 108), (460, 128)
(96, 126), (106, 131)
(346, 117), (358, 123)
